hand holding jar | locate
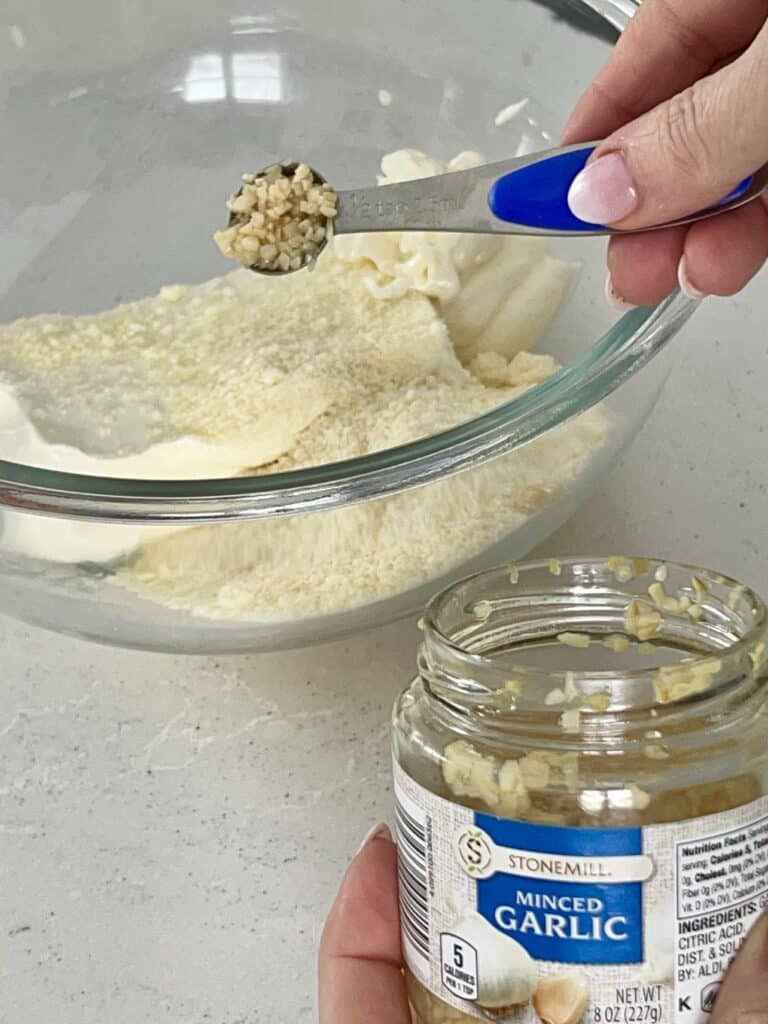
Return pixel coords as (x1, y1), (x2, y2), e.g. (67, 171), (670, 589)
(319, 556), (768, 1023)
(318, 830), (768, 1024)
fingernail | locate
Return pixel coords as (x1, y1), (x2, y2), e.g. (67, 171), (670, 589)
(678, 255), (708, 300)
(605, 273), (637, 311)
(568, 152), (639, 225)
(357, 822), (391, 854)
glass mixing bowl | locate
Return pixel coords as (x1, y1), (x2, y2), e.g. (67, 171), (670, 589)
(0, 0), (696, 653)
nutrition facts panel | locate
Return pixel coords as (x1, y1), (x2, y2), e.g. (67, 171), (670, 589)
(675, 811), (768, 1022)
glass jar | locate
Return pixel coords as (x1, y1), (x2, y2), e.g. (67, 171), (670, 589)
(392, 558), (768, 1024)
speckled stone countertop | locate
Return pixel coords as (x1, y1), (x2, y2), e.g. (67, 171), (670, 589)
(1, 278), (766, 1022)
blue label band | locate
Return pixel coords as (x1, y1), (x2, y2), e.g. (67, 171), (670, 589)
(475, 813), (644, 965)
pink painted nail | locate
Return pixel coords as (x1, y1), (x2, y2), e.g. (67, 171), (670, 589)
(568, 152), (639, 225)
(677, 255), (708, 300)
(605, 273), (637, 312)
(356, 822), (391, 854)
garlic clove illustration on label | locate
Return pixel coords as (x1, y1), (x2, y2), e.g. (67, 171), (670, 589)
(532, 971), (590, 1024)
(453, 912), (538, 1013)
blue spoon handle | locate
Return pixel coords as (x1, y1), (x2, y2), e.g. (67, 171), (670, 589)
(333, 144), (767, 241)
(488, 144), (755, 231)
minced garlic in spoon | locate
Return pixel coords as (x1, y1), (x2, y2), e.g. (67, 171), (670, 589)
(214, 162), (339, 274)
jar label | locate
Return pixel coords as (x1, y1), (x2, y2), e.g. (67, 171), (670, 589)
(394, 761), (768, 1024)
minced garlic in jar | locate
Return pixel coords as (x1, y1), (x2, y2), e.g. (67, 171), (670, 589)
(392, 558), (768, 1024)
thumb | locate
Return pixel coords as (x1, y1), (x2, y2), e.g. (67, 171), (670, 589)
(710, 911), (768, 1023)
(568, 23), (768, 228)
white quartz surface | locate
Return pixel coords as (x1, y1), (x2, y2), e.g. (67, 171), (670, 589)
(1, 276), (767, 1021)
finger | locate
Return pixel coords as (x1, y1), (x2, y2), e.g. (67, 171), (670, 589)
(318, 825), (410, 1024)
(608, 200), (768, 305)
(567, 23), (768, 229)
(712, 911), (768, 1022)
(607, 226), (687, 307)
(679, 198), (768, 297)
(562, 0), (766, 143)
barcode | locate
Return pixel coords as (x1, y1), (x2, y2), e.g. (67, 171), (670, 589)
(395, 781), (430, 970)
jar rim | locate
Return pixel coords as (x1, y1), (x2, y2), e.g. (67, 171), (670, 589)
(422, 557), (767, 716)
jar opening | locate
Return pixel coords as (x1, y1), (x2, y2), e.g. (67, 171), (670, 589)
(421, 557), (767, 724)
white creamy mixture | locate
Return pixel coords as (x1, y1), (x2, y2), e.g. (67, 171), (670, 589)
(494, 98), (529, 127)
(0, 150), (608, 621)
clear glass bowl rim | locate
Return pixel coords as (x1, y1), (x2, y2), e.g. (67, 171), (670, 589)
(0, 0), (694, 523)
